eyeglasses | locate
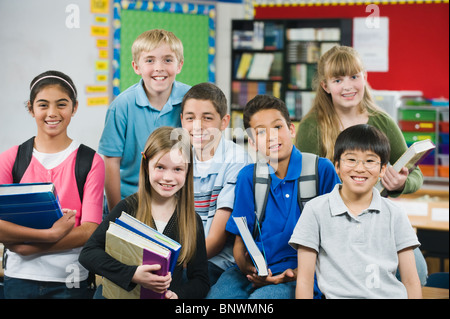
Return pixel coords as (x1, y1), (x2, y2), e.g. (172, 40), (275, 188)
(340, 158), (381, 170)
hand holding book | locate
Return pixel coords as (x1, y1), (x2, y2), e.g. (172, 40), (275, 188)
(132, 264), (172, 295)
(375, 139), (435, 196)
(45, 209), (76, 242)
(102, 212), (181, 299)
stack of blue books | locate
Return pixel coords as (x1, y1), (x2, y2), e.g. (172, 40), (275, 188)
(0, 182), (63, 229)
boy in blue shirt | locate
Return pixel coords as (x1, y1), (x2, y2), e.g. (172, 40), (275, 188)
(99, 29), (191, 211)
(207, 95), (340, 299)
(180, 83), (250, 285)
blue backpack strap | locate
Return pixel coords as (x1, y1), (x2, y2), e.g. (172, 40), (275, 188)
(297, 152), (319, 210)
(12, 137), (35, 183)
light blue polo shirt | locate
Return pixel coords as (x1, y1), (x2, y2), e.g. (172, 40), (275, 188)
(289, 184), (420, 299)
(194, 136), (250, 270)
(226, 146), (340, 275)
(98, 79), (191, 199)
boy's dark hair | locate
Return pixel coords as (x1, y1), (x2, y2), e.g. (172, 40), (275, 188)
(334, 124), (390, 166)
(243, 95), (291, 131)
(181, 82), (228, 118)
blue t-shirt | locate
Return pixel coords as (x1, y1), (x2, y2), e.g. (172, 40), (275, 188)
(98, 79), (191, 198)
(226, 146), (340, 274)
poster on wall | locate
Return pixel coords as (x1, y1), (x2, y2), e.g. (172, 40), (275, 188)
(353, 17), (389, 72)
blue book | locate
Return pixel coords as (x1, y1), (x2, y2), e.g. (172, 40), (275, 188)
(0, 182), (63, 229)
(114, 212), (181, 274)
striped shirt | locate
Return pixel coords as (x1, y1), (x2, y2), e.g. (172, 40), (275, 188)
(193, 136), (251, 270)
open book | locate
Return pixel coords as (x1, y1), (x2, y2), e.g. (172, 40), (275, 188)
(0, 182), (63, 229)
(233, 216), (268, 276)
(375, 139), (435, 195)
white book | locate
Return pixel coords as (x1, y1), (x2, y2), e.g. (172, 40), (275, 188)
(233, 216), (268, 276)
(375, 139), (435, 195)
(247, 53), (274, 80)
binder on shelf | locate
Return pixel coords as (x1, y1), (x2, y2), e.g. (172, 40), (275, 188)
(288, 63), (317, 90)
(231, 81), (283, 109)
(264, 22), (284, 50)
(247, 53), (274, 80)
(236, 53), (253, 79)
(232, 21), (264, 50)
(0, 182), (63, 229)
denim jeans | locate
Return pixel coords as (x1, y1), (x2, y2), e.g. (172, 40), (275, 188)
(3, 276), (93, 299)
(206, 266), (296, 299)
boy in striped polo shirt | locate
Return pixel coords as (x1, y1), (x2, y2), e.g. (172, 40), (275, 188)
(180, 83), (250, 285)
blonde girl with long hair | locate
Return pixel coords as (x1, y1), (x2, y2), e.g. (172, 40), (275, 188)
(79, 126), (209, 299)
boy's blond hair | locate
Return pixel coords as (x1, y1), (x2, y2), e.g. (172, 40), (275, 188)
(132, 29), (184, 65)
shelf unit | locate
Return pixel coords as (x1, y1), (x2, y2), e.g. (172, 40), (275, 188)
(230, 18), (352, 139)
(398, 106), (449, 182)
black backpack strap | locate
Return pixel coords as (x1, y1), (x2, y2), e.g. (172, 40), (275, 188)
(12, 137), (35, 183)
(75, 144), (96, 202)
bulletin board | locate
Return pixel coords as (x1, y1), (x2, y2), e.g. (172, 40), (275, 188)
(254, 1), (449, 99)
(112, 0), (216, 96)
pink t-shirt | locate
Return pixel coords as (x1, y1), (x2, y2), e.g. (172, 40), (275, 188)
(0, 145), (104, 226)
(0, 143), (105, 282)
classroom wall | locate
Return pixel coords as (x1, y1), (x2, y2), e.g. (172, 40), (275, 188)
(0, 0), (107, 154)
(254, 1), (449, 99)
(0, 0), (245, 154)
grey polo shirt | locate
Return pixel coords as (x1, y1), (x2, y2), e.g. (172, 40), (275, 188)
(289, 184), (420, 299)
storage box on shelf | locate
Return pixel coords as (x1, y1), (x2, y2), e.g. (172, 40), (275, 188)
(398, 104), (449, 181)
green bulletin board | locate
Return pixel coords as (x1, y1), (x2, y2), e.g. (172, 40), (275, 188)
(112, 0), (216, 96)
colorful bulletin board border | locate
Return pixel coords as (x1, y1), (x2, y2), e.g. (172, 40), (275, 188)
(112, 0), (216, 97)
